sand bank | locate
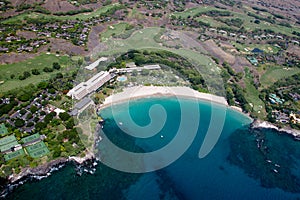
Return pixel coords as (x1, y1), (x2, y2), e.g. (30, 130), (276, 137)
(101, 86), (228, 109)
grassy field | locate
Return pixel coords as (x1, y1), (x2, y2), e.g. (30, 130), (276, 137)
(0, 53), (74, 92)
(98, 27), (163, 56)
(233, 12), (299, 37)
(259, 65), (300, 88)
(171, 6), (225, 18)
(231, 42), (281, 54)
(127, 7), (144, 20)
(100, 22), (130, 40)
(196, 16), (229, 28)
(97, 27), (223, 95)
(244, 78), (266, 118)
(171, 5), (300, 36)
(2, 3), (121, 24)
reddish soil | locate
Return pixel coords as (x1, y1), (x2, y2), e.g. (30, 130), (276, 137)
(41, 38), (86, 55)
(87, 24), (105, 54)
(0, 38), (86, 64)
(16, 30), (37, 40)
(1, 0), (103, 18)
(10, 0), (44, 7)
(42, 0), (79, 13)
(238, 0), (300, 21)
(202, 39), (255, 74)
(203, 39), (236, 65)
(0, 52), (37, 64)
(287, 45), (300, 57)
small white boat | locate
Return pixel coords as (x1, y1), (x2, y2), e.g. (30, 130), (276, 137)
(119, 122), (123, 125)
(272, 169), (278, 173)
(160, 135), (164, 138)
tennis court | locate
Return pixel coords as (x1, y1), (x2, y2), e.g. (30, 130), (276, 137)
(0, 135), (16, 146)
(0, 141), (19, 152)
(21, 133), (41, 144)
(25, 141), (49, 158)
(4, 149), (25, 161)
(0, 124), (8, 135)
(0, 135), (18, 152)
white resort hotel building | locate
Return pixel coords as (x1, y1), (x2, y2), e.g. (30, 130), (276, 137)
(67, 63), (161, 101)
(67, 71), (114, 100)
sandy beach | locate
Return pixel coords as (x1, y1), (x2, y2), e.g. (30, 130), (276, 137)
(100, 86), (228, 109)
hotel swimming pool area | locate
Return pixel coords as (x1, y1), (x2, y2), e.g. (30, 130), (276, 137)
(117, 76), (128, 82)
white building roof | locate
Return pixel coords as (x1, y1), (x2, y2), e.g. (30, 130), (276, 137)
(117, 64), (161, 73)
(85, 57), (109, 70)
(67, 82), (87, 97)
(67, 71), (113, 100)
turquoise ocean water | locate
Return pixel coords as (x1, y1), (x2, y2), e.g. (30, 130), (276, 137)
(6, 97), (300, 199)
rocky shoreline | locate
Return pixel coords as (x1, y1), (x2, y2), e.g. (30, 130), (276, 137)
(250, 119), (300, 140)
(1, 122), (103, 198)
(1, 111), (299, 197)
(1, 151), (97, 198)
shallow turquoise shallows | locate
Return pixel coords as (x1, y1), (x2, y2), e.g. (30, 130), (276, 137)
(6, 97), (300, 199)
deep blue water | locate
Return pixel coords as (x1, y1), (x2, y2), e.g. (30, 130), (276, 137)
(6, 97), (300, 199)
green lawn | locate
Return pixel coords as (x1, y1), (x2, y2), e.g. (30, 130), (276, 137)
(0, 124), (8, 135)
(98, 27), (163, 57)
(196, 16), (229, 28)
(98, 27), (222, 95)
(171, 5), (300, 36)
(231, 42), (281, 54)
(101, 22), (130, 40)
(2, 3), (122, 24)
(171, 6), (225, 18)
(260, 66), (300, 88)
(128, 7), (144, 20)
(0, 53), (73, 92)
(234, 12), (299, 36)
(244, 77), (266, 118)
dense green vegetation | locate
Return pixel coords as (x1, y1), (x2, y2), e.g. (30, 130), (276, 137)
(107, 49), (208, 92)
(259, 73), (300, 128)
(0, 0), (299, 180)
(259, 66), (300, 88)
(2, 3), (124, 23)
(0, 54), (76, 92)
(0, 72), (87, 177)
(100, 22), (138, 40)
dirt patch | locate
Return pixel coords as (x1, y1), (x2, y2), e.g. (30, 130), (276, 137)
(232, 57), (252, 73)
(87, 24), (104, 52)
(202, 39), (256, 74)
(185, 2), (200, 9)
(16, 30), (37, 40)
(42, 0), (79, 13)
(287, 45), (300, 57)
(0, 9), (19, 18)
(41, 38), (86, 55)
(241, 0), (300, 21)
(203, 39), (236, 65)
(0, 52), (37, 64)
(10, 0), (44, 7)
(41, 0), (103, 13)
(81, 2), (103, 10)
(219, 41), (235, 50)
(0, 37), (86, 64)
